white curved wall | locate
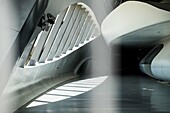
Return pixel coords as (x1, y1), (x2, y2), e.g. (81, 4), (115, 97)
(101, 1), (170, 81)
(151, 37), (170, 81)
(101, 1), (170, 47)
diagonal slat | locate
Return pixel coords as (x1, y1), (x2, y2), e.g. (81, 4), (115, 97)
(38, 8), (68, 63)
(54, 5), (81, 57)
(68, 11), (88, 50)
(61, 8), (86, 54)
(19, 27), (41, 67)
(86, 24), (96, 41)
(28, 24), (52, 66)
(79, 20), (93, 44)
(47, 4), (76, 60)
(75, 16), (92, 46)
(91, 28), (99, 39)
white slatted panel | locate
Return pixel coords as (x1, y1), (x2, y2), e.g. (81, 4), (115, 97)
(91, 28), (98, 39)
(19, 27), (41, 67)
(79, 16), (91, 44)
(61, 8), (86, 54)
(79, 20), (93, 44)
(38, 8), (68, 63)
(54, 5), (81, 57)
(28, 25), (52, 66)
(47, 4), (76, 60)
(68, 10), (88, 50)
(23, 3), (100, 67)
(86, 24), (96, 41)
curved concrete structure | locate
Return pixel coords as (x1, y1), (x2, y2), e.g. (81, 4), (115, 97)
(19, 3), (100, 67)
(101, 1), (170, 81)
(5, 0), (170, 112)
(101, 1), (170, 47)
(2, 0), (170, 113)
(149, 37), (170, 81)
(1, 0), (121, 112)
(3, 3), (101, 111)
(139, 44), (164, 78)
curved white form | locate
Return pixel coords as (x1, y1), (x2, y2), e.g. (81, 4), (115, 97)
(101, 1), (170, 47)
(101, 1), (170, 81)
(139, 44), (164, 78)
(26, 76), (108, 108)
(151, 37), (170, 81)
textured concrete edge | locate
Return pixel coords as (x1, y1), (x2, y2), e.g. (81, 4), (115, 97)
(2, 73), (77, 112)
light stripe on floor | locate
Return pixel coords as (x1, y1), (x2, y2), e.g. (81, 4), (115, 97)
(27, 76), (108, 108)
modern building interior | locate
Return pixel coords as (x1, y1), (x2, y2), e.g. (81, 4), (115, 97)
(0, 0), (170, 113)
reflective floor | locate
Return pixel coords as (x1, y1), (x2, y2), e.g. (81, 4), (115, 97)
(15, 74), (170, 113)
(120, 75), (170, 113)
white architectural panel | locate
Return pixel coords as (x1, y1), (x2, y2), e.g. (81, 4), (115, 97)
(47, 4), (76, 60)
(54, 5), (82, 57)
(38, 8), (68, 63)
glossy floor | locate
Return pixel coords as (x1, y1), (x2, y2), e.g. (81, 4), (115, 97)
(15, 74), (170, 113)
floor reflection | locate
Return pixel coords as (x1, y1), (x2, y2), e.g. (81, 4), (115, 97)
(15, 74), (170, 113)
(120, 75), (170, 113)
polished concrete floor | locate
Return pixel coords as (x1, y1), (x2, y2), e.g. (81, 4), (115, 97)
(15, 74), (170, 113)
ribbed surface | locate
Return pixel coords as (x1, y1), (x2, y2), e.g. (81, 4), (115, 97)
(22, 3), (100, 67)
